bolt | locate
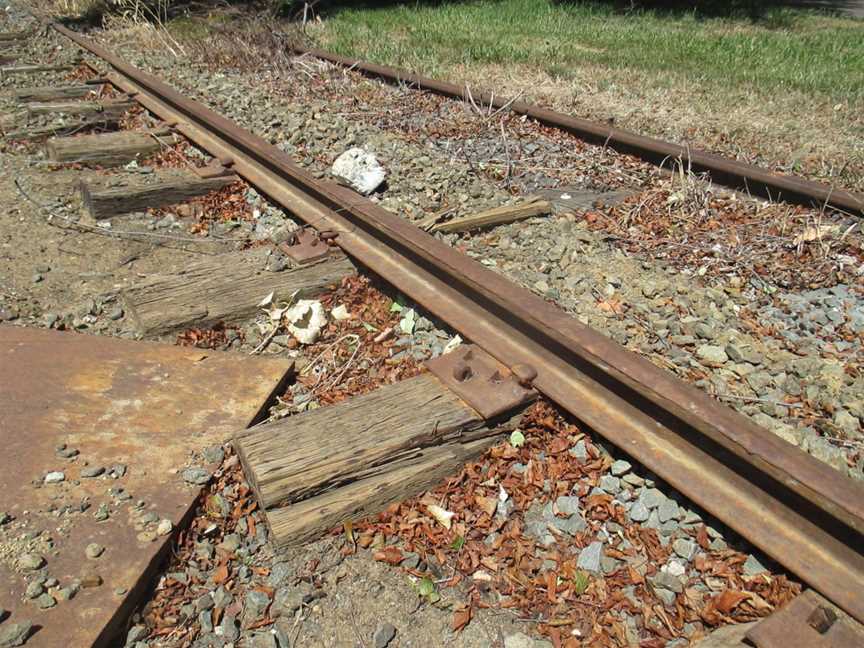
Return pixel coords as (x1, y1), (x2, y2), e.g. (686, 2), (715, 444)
(453, 362), (473, 382)
(511, 363), (537, 387)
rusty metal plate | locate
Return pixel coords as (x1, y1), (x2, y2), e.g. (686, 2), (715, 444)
(278, 228), (333, 265)
(425, 344), (536, 419)
(746, 590), (864, 648)
(0, 326), (293, 647)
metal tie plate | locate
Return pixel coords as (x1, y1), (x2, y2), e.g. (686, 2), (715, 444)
(425, 344), (537, 419)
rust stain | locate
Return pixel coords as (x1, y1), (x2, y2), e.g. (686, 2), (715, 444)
(0, 326), (292, 647)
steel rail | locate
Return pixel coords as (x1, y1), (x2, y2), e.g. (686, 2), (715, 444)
(55, 25), (864, 622)
(292, 46), (864, 217)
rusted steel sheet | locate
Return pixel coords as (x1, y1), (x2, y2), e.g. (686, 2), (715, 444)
(746, 590), (864, 647)
(0, 326), (292, 647)
(292, 46), (864, 216)
(53, 26), (864, 623)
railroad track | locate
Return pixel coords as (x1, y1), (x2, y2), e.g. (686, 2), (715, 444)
(0, 16), (862, 647)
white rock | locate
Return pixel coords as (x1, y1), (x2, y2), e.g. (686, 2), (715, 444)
(331, 147), (386, 195)
(44, 471), (65, 484)
(665, 559), (686, 577)
(331, 304), (350, 321)
(157, 519), (173, 536)
(284, 300), (327, 345)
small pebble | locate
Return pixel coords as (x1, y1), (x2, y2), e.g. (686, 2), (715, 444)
(85, 543), (105, 559)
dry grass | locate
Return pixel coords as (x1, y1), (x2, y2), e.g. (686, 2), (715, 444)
(443, 59), (864, 195)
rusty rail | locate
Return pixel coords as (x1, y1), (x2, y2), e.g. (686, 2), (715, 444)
(54, 24), (864, 623)
(292, 46), (864, 216)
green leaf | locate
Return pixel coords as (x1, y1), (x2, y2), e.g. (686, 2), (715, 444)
(418, 577), (436, 597)
(450, 535), (465, 551)
(361, 321), (378, 333)
(427, 591), (441, 603)
(399, 308), (416, 334)
(509, 430), (525, 448)
(574, 570), (590, 595)
(389, 295), (406, 313)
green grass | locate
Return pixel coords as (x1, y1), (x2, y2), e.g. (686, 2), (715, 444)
(315, 0), (864, 100)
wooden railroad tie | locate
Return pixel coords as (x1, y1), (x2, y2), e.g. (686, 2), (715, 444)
(79, 170), (240, 220)
(45, 129), (176, 166)
(0, 64), (73, 75)
(26, 99), (135, 119)
(3, 117), (122, 142)
(122, 248), (355, 337)
(235, 373), (525, 547)
(11, 84), (97, 103)
(236, 345), (537, 547)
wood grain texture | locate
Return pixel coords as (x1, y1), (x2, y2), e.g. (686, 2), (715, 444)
(431, 197), (550, 233)
(266, 436), (496, 546)
(235, 374), (518, 546)
(1, 64), (72, 74)
(80, 172), (239, 219)
(3, 118), (121, 141)
(122, 249), (354, 337)
(27, 99), (134, 118)
(12, 84), (94, 102)
(45, 130), (171, 166)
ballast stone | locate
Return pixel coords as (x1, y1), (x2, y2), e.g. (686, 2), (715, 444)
(331, 147), (386, 195)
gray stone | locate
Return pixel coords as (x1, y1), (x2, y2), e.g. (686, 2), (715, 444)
(198, 609), (213, 634)
(273, 583), (312, 616)
(24, 582), (43, 599)
(182, 467), (210, 485)
(656, 587), (677, 607)
(696, 345), (728, 365)
(43, 471), (65, 484)
(126, 625), (147, 645)
(85, 543), (105, 559)
(17, 554), (44, 571)
(373, 622), (396, 648)
(219, 533), (241, 552)
(628, 502), (650, 522)
(0, 621), (32, 647)
(651, 571), (683, 593)
(268, 563), (291, 588)
(203, 445), (225, 464)
(569, 440), (588, 462)
(673, 538), (697, 561)
(657, 498), (680, 523)
(36, 593), (55, 609)
(212, 587), (233, 609)
(81, 466), (105, 478)
(219, 613), (239, 642)
(639, 488), (666, 510)
(244, 590), (271, 621)
(599, 475), (621, 494)
(610, 460), (632, 476)
(576, 541), (603, 573)
(743, 554), (766, 576)
(834, 409), (860, 437)
(554, 495), (580, 517)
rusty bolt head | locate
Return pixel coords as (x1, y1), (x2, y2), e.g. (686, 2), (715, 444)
(218, 156), (235, 167)
(807, 606), (837, 634)
(511, 363), (537, 387)
(453, 362), (473, 382)
(319, 230), (339, 242)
